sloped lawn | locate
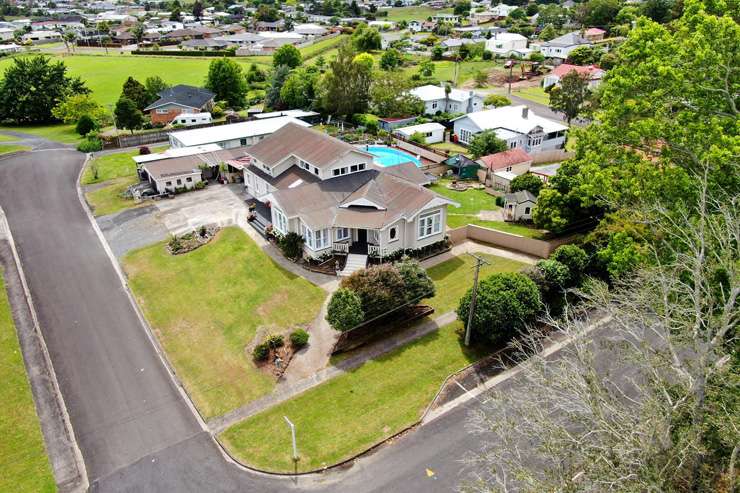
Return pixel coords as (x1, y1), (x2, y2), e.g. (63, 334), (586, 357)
(0, 270), (56, 492)
(123, 227), (326, 418)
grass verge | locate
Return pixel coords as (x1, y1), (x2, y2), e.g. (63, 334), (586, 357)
(513, 86), (550, 106)
(0, 269), (56, 493)
(123, 227), (326, 418)
(82, 145), (167, 185)
(84, 176), (141, 217)
(0, 144), (31, 155)
(0, 123), (80, 145)
(219, 320), (483, 472)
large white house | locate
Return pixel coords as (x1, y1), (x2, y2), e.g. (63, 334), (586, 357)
(539, 31), (592, 61)
(452, 105), (568, 153)
(168, 116), (309, 148)
(239, 123), (457, 265)
(409, 84), (485, 115)
(484, 32), (531, 57)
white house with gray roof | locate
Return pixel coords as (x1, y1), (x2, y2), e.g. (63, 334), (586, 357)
(238, 123), (457, 268)
(539, 31), (592, 61)
(409, 84), (484, 115)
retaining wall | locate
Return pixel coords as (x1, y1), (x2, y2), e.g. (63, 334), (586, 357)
(448, 224), (557, 258)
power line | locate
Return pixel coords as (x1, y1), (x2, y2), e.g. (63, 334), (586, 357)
(464, 253), (489, 346)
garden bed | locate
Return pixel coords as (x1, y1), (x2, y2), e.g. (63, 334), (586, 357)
(167, 225), (219, 255)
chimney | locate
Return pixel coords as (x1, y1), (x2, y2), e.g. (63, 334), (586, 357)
(522, 106), (529, 119)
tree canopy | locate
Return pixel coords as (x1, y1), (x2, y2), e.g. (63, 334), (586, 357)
(468, 130), (507, 158)
(321, 40), (372, 116)
(205, 58), (247, 109)
(549, 70), (591, 123)
(272, 44), (302, 69)
(0, 56), (89, 124)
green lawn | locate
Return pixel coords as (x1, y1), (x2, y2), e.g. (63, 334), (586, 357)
(0, 144), (31, 155)
(0, 55), (271, 107)
(0, 123), (80, 145)
(82, 145), (167, 185)
(513, 86), (550, 106)
(446, 214), (547, 239)
(430, 141), (469, 156)
(404, 60), (498, 85)
(124, 227), (326, 418)
(426, 253), (526, 315)
(429, 179), (497, 215)
(0, 134), (19, 142)
(300, 35), (349, 60)
(0, 270), (56, 493)
(220, 320), (484, 472)
(84, 176), (142, 217)
(384, 6), (453, 22)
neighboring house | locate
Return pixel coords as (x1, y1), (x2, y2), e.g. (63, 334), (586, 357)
(240, 123), (457, 262)
(503, 190), (537, 221)
(408, 20), (423, 32)
(432, 13), (461, 23)
(477, 148), (533, 190)
(490, 3), (518, 17)
(293, 23), (327, 36)
(542, 64), (605, 89)
(0, 43), (21, 55)
(484, 32), (530, 57)
(181, 38), (229, 50)
(410, 84), (484, 115)
(253, 109), (321, 124)
(171, 112), (212, 126)
(0, 27), (14, 40)
(584, 27), (606, 41)
(539, 31), (592, 61)
(215, 32), (262, 46)
(144, 85), (215, 125)
(452, 105), (568, 154)
(255, 19), (285, 31)
(134, 144), (246, 194)
(394, 122), (445, 144)
(169, 116), (309, 148)
(22, 30), (61, 42)
(378, 116), (418, 132)
(530, 162), (561, 183)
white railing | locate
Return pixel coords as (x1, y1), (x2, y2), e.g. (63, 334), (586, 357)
(333, 242), (349, 254)
(368, 245), (383, 257)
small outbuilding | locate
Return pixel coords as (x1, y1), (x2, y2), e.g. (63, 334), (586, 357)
(503, 190), (537, 222)
(394, 122), (445, 144)
(444, 154), (481, 179)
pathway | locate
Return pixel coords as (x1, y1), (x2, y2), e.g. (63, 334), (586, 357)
(421, 239), (539, 269)
(208, 311), (457, 434)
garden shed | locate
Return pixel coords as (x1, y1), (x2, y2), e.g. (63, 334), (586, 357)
(444, 154), (481, 180)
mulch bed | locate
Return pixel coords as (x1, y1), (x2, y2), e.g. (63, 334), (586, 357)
(167, 225), (219, 255)
(254, 344), (299, 380)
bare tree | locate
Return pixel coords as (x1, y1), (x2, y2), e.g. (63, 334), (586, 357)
(461, 184), (739, 492)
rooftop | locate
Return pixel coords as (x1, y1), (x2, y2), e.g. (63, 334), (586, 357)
(170, 116), (309, 147)
(144, 84), (215, 112)
(478, 148), (533, 170)
(453, 105), (569, 135)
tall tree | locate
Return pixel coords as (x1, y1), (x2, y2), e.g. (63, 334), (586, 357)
(279, 67), (320, 109)
(192, 0), (203, 20)
(114, 96), (144, 134)
(0, 55), (89, 123)
(549, 70), (590, 123)
(468, 130), (507, 158)
(205, 58), (247, 109)
(272, 44), (302, 69)
(121, 76), (149, 111)
(266, 64), (292, 109)
(321, 40), (372, 116)
(144, 76), (169, 105)
(352, 23), (382, 51)
(369, 71), (423, 117)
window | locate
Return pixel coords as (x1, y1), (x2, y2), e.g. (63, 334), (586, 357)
(389, 226), (398, 242)
(340, 167), (347, 175)
(528, 135), (543, 147)
(165, 181), (172, 186)
(333, 169), (340, 177)
(350, 164), (358, 172)
(191, 119), (196, 123)
(313, 167), (319, 175)
(302, 223), (330, 250)
(186, 177), (193, 182)
(524, 207), (531, 215)
(335, 227), (350, 241)
(418, 211), (442, 239)
(156, 108), (169, 114)
(240, 138), (247, 146)
(359, 163), (366, 170)
(176, 178), (182, 185)
(274, 209), (288, 234)
(506, 166), (512, 172)
(509, 141), (518, 149)
(459, 128), (473, 144)
(432, 102), (438, 109)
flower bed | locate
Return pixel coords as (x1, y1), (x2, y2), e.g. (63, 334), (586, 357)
(167, 225), (219, 255)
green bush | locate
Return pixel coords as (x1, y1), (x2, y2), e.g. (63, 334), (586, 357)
(551, 244), (588, 286)
(341, 263), (407, 319)
(395, 257), (435, 302)
(326, 288), (365, 331)
(77, 136), (103, 152)
(252, 342), (269, 361)
(75, 114), (98, 135)
(457, 272), (542, 345)
(266, 334), (284, 349)
(278, 231), (305, 260)
(290, 329), (309, 348)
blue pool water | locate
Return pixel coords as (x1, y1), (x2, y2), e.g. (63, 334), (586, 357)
(366, 146), (422, 167)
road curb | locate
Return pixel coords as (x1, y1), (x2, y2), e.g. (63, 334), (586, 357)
(0, 208), (89, 493)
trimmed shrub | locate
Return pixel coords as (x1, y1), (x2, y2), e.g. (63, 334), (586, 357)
(327, 288), (365, 331)
(395, 257), (435, 302)
(533, 259), (570, 295)
(457, 272), (541, 344)
(341, 263), (407, 319)
(290, 329), (309, 348)
(252, 342), (269, 361)
(77, 136), (103, 152)
(266, 334), (284, 349)
(75, 114), (97, 136)
(551, 244), (588, 287)
(139, 146), (151, 155)
(278, 231), (305, 260)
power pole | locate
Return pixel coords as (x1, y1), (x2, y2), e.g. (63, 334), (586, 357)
(464, 253), (489, 346)
(507, 59), (514, 95)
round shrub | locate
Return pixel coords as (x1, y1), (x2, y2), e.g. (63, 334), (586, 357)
(75, 114), (98, 136)
(340, 263), (406, 318)
(266, 334), (284, 349)
(457, 272), (542, 345)
(551, 244), (588, 287)
(326, 288), (364, 331)
(77, 136), (103, 152)
(290, 329), (309, 348)
(139, 145), (151, 155)
(252, 342), (269, 361)
(534, 259), (570, 295)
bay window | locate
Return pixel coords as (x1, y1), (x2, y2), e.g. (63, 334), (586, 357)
(273, 208), (288, 234)
(418, 211), (442, 239)
(335, 227), (350, 241)
(301, 222), (330, 250)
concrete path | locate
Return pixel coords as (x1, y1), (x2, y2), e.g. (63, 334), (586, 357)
(422, 240), (539, 270)
(208, 311), (457, 434)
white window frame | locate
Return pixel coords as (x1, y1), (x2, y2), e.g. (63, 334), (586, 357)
(274, 208), (288, 234)
(418, 211), (442, 239)
(156, 108), (169, 114)
(335, 227), (350, 241)
(389, 226), (399, 242)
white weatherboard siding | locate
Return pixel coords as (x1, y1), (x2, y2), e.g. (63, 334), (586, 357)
(168, 116), (309, 148)
(395, 123), (445, 144)
(151, 171), (202, 194)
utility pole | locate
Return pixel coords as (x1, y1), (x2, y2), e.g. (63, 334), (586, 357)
(507, 59), (514, 95)
(284, 416), (298, 462)
(464, 253), (489, 346)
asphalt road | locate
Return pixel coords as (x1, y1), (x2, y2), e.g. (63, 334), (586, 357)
(0, 140), (498, 492)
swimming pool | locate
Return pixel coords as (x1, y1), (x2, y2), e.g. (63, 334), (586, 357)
(365, 146), (422, 167)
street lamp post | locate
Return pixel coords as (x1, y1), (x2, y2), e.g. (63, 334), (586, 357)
(283, 416), (298, 462)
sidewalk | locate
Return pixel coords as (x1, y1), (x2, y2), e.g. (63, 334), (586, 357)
(208, 310), (457, 434)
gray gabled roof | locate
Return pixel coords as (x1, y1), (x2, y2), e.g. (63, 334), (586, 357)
(144, 84), (215, 112)
(504, 189), (538, 204)
(542, 31), (591, 48)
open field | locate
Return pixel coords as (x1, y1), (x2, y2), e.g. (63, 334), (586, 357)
(426, 253), (526, 315)
(403, 59), (498, 85)
(82, 145), (167, 185)
(513, 85), (550, 105)
(0, 144), (31, 155)
(0, 123), (80, 144)
(0, 54), (271, 107)
(384, 6), (453, 22)
(299, 34), (349, 60)
(0, 271), (56, 493)
(123, 227), (326, 418)
(220, 320), (484, 472)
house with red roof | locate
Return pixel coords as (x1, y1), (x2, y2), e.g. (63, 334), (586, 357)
(543, 64), (606, 89)
(584, 27), (606, 41)
(477, 148), (533, 191)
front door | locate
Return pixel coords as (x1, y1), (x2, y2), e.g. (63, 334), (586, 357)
(357, 228), (367, 244)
